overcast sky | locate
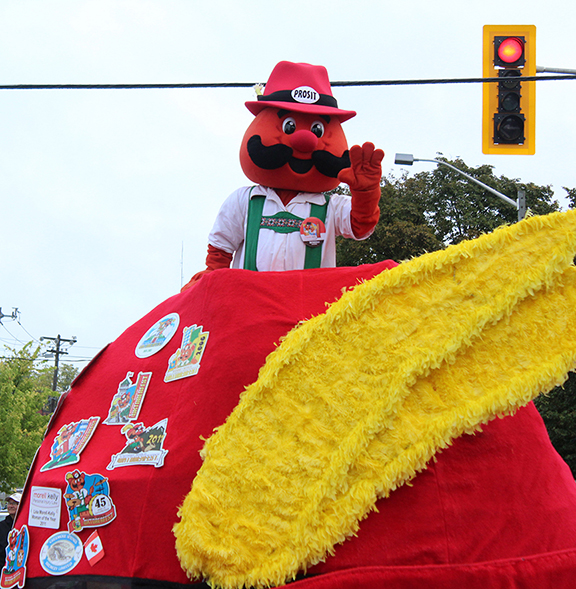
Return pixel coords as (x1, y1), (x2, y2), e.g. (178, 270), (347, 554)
(1, 0), (575, 369)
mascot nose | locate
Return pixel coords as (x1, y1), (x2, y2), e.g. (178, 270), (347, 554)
(290, 130), (318, 153)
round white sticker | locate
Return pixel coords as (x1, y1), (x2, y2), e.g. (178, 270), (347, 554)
(135, 312), (180, 358)
(40, 532), (83, 575)
(291, 86), (320, 104)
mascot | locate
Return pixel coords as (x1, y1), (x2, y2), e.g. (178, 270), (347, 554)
(12, 61), (576, 589)
(182, 61), (383, 286)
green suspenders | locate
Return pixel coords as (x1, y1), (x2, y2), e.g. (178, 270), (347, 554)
(244, 191), (265, 271)
(244, 190), (329, 271)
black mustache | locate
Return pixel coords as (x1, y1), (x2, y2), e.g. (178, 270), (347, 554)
(312, 149), (351, 178)
(247, 135), (350, 178)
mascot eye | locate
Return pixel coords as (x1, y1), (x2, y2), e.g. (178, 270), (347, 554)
(282, 117), (297, 135)
(310, 121), (325, 138)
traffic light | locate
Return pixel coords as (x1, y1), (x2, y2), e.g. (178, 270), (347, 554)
(482, 25), (536, 155)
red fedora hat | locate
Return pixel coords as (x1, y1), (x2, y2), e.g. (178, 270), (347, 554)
(245, 61), (356, 122)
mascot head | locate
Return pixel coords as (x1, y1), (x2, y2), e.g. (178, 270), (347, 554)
(240, 61), (356, 193)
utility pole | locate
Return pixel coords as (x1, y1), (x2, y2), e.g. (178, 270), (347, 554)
(40, 334), (77, 392)
(0, 307), (19, 323)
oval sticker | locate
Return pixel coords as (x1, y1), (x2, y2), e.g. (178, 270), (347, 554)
(291, 86), (320, 104)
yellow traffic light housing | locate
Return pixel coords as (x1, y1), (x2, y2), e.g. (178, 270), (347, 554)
(482, 25), (536, 155)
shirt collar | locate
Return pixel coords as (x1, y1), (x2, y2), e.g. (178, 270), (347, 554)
(251, 186), (327, 207)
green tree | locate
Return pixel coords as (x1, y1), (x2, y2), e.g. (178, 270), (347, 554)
(335, 178), (442, 266)
(534, 374), (576, 477)
(399, 156), (559, 246)
(337, 156), (561, 266)
(36, 362), (79, 394)
(564, 186), (576, 210)
(0, 344), (52, 492)
(336, 157), (575, 476)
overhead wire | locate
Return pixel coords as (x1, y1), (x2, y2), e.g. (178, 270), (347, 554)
(0, 71), (573, 364)
(0, 75), (574, 92)
(0, 317), (89, 363)
(0, 322), (25, 344)
(16, 318), (42, 344)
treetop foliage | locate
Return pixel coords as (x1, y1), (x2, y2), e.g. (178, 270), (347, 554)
(337, 155), (564, 267)
(0, 344), (78, 492)
(0, 344), (52, 491)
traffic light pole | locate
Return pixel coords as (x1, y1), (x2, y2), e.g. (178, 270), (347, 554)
(394, 154), (526, 221)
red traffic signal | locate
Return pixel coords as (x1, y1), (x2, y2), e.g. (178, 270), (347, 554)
(482, 25), (536, 155)
(495, 37), (525, 66)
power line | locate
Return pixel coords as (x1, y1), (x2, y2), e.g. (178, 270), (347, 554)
(0, 354), (92, 364)
(16, 318), (42, 344)
(0, 82), (256, 90)
(333, 74), (576, 86)
(0, 312), (102, 361)
(0, 74), (574, 92)
(0, 322), (22, 343)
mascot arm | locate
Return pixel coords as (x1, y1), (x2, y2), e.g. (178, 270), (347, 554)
(338, 142), (383, 238)
(181, 245), (233, 292)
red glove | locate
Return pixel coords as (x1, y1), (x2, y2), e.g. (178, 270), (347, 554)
(181, 244), (233, 292)
(338, 142), (384, 238)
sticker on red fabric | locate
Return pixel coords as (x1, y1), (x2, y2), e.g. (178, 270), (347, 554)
(28, 486), (62, 529)
(63, 470), (116, 533)
(0, 525), (29, 588)
(39, 531), (82, 576)
(103, 371), (152, 425)
(83, 530), (105, 566)
(40, 417), (100, 472)
(300, 217), (326, 247)
(164, 325), (209, 382)
(135, 312), (180, 358)
(107, 418), (169, 469)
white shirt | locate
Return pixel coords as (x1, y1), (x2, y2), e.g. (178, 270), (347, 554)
(208, 186), (372, 271)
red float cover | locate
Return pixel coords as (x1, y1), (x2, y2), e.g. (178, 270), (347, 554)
(15, 263), (576, 588)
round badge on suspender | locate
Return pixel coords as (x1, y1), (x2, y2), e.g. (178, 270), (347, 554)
(300, 217), (326, 248)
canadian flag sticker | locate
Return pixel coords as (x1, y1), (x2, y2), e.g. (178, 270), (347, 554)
(84, 530), (105, 566)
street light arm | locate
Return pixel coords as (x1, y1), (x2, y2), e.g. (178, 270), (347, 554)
(413, 158), (518, 209)
(536, 66), (576, 75)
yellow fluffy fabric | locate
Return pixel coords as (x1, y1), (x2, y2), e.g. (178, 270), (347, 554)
(174, 211), (576, 589)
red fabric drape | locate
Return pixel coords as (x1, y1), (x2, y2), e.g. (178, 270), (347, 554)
(17, 263), (576, 587)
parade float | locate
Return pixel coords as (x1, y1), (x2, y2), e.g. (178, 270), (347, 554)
(4, 62), (576, 589)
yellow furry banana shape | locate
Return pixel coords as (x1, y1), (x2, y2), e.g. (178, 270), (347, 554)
(174, 211), (576, 589)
